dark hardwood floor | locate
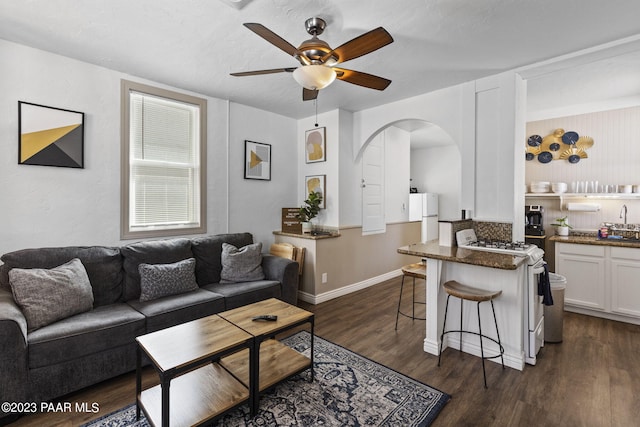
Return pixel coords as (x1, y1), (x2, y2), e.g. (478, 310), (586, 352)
(8, 276), (640, 426)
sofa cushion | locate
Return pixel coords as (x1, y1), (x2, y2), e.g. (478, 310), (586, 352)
(221, 242), (265, 283)
(9, 259), (94, 332)
(0, 246), (123, 306)
(202, 280), (281, 310)
(139, 258), (198, 302)
(127, 289), (225, 333)
(121, 238), (193, 301)
(27, 303), (146, 369)
(191, 233), (254, 286)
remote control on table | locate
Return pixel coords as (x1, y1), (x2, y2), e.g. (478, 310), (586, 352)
(252, 315), (278, 321)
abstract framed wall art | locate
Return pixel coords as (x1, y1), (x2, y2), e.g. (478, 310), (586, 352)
(244, 140), (271, 180)
(305, 174), (326, 209)
(305, 127), (326, 163)
(18, 101), (85, 168)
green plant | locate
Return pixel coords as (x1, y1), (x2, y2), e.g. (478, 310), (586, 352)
(551, 216), (573, 228)
(297, 191), (323, 222)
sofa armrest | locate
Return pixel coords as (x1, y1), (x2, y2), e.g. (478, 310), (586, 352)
(0, 290), (29, 406)
(261, 255), (299, 305)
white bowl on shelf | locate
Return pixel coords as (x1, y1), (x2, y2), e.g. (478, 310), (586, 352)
(530, 181), (551, 193)
(552, 182), (567, 194)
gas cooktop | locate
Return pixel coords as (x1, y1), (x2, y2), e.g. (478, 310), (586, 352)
(456, 229), (542, 258)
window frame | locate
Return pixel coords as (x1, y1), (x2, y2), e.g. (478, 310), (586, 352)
(120, 79), (207, 240)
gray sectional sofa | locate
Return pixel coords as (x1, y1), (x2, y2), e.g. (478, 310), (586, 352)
(0, 233), (298, 423)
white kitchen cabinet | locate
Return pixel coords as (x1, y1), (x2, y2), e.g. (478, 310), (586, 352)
(555, 242), (640, 324)
(556, 243), (606, 311)
(610, 247), (640, 317)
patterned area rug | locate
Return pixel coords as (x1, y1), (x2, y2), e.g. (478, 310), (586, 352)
(83, 331), (450, 427)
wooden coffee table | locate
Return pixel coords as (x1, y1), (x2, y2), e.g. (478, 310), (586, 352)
(217, 298), (315, 415)
(135, 315), (254, 427)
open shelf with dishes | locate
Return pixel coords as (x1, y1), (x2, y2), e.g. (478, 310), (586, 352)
(525, 193), (640, 212)
(526, 193), (640, 199)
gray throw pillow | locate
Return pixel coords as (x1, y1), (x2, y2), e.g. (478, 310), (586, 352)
(8, 258), (94, 332)
(138, 258), (199, 302)
(220, 242), (265, 283)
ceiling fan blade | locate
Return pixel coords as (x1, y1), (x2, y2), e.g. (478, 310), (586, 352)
(244, 23), (299, 57)
(323, 27), (393, 64)
(303, 88), (318, 101)
(333, 67), (391, 90)
(230, 67), (296, 76)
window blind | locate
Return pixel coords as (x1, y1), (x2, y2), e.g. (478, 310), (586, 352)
(129, 92), (201, 231)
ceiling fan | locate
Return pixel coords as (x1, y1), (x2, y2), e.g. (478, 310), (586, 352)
(230, 17), (394, 101)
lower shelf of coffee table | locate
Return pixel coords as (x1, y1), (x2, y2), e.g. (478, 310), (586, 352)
(139, 362), (248, 427)
(220, 338), (311, 391)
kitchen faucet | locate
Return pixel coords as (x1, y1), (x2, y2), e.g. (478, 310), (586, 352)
(620, 204), (628, 225)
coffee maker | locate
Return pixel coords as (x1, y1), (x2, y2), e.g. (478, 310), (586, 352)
(525, 205), (545, 236)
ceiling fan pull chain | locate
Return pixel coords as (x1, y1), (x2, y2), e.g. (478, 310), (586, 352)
(314, 97), (318, 127)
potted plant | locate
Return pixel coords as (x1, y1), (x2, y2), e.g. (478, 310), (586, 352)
(551, 216), (573, 236)
(297, 191), (323, 233)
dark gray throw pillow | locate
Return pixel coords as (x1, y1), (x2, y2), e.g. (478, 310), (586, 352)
(8, 258), (94, 332)
(220, 242), (265, 283)
(138, 258), (199, 302)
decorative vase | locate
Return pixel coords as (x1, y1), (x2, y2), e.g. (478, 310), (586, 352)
(301, 222), (312, 234)
(557, 226), (569, 236)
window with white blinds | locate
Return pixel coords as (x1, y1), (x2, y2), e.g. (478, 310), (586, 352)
(121, 80), (206, 239)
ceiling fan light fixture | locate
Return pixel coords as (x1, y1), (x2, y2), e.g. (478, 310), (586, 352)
(293, 65), (336, 90)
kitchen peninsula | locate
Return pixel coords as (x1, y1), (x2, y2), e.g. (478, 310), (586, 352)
(398, 241), (533, 371)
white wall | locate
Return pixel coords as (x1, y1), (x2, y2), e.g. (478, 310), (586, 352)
(338, 110), (361, 227)
(411, 144), (461, 221)
(297, 110), (341, 227)
(228, 102), (297, 247)
(384, 126), (411, 223)
(0, 39), (296, 254)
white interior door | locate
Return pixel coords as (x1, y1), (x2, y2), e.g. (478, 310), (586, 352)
(362, 133), (385, 235)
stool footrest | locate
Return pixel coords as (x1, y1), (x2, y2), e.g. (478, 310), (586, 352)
(397, 310), (426, 321)
(440, 329), (504, 360)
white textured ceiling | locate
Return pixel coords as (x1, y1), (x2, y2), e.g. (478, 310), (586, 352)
(1, 0), (640, 119)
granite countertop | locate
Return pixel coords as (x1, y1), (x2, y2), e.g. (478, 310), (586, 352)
(273, 230), (340, 240)
(549, 234), (640, 248)
(397, 240), (527, 270)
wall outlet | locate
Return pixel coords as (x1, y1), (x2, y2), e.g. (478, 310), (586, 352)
(321, 272), (328, 283)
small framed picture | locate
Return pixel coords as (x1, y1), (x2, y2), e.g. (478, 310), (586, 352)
(18, 101), (85, 168)
(244, 140), (271, 180)
(305, 127), (326, 163)
(305, 174), (326, 209)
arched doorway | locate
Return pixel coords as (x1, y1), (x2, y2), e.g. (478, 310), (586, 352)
(359, 119), (461, 234)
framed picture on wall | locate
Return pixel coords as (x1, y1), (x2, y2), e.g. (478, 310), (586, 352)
(305, 127), (326, 163)
(244, 140), (271, 180)
(18, 101), (85, 168)
(305, 174), (326, 209)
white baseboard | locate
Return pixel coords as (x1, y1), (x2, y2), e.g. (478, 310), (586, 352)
(297, 269), (403, 305)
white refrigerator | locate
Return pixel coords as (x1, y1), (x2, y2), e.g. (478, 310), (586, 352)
(409, 193), (438, 243)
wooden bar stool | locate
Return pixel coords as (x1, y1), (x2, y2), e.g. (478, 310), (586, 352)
(395, 262), (426, 330)
(437, 280), (504, 388)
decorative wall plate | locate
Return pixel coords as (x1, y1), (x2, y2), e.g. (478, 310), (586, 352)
(576, 136), (594, 149)
(568, 154), (580, 163)
(561, 131), (579, 145)
(527, 135), (542, 147)
(538, 151), (553, 163)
